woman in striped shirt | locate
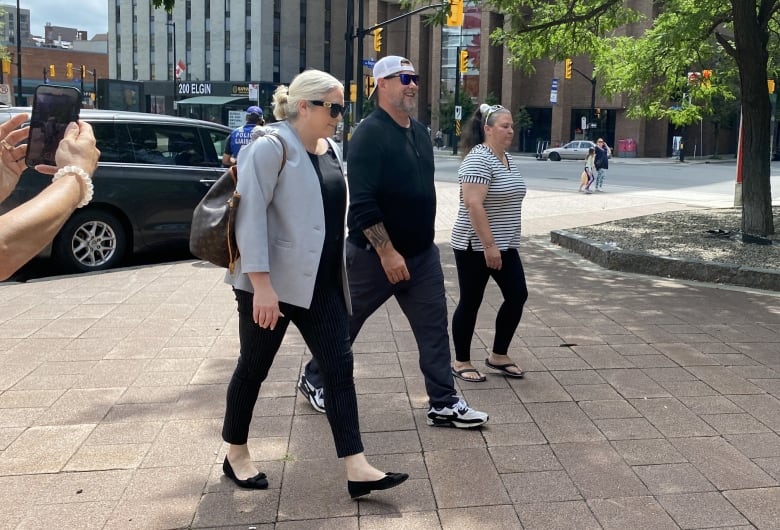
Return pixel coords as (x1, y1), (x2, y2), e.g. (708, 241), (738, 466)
(450, 104), (528, 382)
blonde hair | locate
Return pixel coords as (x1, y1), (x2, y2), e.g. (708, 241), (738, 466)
(272, 69), (343, 121)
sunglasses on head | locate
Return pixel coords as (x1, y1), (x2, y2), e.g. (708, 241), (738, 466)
(309, 100), (346, 118)
(484, 104), (506, 123)
(385, 73), (420, 85)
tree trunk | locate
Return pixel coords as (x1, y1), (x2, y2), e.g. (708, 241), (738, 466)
(732, 1), (775, 236)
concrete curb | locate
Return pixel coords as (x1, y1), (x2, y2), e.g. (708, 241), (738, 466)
(550, 229), (780, 291)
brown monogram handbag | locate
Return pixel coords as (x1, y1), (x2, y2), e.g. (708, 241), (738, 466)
(189, 131), (286, 272)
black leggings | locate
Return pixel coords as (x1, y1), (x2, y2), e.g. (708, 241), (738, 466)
(222, 284), (363, 458)
(452, 247), (529, 362)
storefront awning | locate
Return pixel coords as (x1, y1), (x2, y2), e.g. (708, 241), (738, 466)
(176, 96), (246, 106)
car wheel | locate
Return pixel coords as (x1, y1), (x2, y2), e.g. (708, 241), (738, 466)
(53, 209), (128, 273)
(549, 152), (561, 161)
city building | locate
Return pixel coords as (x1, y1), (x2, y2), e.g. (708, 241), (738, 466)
(0, 3), (107, 106)
(0, 3), (31, 46)
(108, 0), (349, 121)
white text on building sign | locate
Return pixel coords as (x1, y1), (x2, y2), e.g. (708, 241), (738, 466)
(178, 83), (213, 96)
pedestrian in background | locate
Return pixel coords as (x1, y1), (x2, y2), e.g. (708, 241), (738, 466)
(222, 106), (265, 167)
(594, 137), (611, 191)
(298, 55), (489, 428)
(450, 103), (528, 381)
(580, 146), (595, 193)
(222, 69), (407, 499)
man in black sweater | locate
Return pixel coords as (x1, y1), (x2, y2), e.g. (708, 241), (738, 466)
(298, 56), (488, 429)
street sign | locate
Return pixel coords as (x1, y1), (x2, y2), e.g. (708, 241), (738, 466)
(455, 105), (462, 120)
(550, 78), (558, 104)
(362, 58), (376, 69)
(0, 84), (10, 105)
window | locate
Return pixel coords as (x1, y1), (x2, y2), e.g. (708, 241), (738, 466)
(126, 125), (207, 166)
(273, 0), (281, 83)
(201, 128), (227, 166)
(91, 123), (133, 163)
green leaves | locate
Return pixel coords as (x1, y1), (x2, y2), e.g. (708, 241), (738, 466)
(150, 0), (176, 13)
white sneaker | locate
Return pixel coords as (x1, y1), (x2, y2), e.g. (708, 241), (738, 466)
(297, 374), (326, 413)
(427, 398), (488, 428)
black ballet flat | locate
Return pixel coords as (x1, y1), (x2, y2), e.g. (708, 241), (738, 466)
(348, 472), (409, 499)
(223, 457), (268, 489)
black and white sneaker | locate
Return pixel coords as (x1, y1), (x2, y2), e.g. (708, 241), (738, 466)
(427, 398), (488, 428)
(297, 374), (326, 413)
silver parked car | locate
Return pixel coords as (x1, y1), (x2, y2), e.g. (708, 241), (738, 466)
(541, 140), (599, 161)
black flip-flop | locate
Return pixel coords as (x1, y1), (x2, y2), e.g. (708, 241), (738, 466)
(484, 359), (525, 378)
(451, 367), (487, 382)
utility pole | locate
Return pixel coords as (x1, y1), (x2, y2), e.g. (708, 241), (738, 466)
(343, 0), (355, 159)
(452, 45), (461, 155)
(15, 0), (24, 105)
(572, 64), (597, 141)
(355, 0), (365, 126)
(343, 2), (446, 159)
(167, 21), (177, 110)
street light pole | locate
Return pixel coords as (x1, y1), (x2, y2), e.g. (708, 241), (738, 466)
(15, 0), (24, 105)
(166, 21), (177, 108)
(572, 65), (597, 140)
(343, 0), (355, 159)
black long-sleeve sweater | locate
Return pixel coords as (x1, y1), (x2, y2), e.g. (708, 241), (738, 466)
(346, 107), (436, 258)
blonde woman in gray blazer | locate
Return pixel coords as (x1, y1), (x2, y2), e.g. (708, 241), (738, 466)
(221, 69), (408, 499)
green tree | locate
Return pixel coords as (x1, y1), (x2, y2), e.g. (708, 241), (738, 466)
(151, 0), (175, 11)
(419, 0), (776, 237)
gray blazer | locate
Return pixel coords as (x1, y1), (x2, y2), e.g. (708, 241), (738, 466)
(225, 120), (350, 312)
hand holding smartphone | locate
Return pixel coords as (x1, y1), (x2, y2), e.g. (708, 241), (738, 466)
(25, 85), (81, 168)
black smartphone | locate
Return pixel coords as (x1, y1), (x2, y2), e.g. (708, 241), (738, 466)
(25, 85), (81, 168)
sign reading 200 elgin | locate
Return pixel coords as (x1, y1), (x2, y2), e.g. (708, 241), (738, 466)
(177, 83), (213, 96)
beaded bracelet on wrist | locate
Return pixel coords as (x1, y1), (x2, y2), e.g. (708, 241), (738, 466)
(52, 165), (93, 208)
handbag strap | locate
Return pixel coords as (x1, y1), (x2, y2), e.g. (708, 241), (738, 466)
(231, 130), (288, 184)
(265, 131), (287, 176)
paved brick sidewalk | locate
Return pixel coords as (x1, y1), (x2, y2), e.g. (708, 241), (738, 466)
(1, 187), (780, 529)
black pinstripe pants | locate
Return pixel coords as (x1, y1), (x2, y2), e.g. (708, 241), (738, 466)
(222, 283), (363, 458)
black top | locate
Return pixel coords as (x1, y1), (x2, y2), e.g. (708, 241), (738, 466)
(346, 106), (436, 258)
(307, 146), (346, 283)
(595, 145), (609, 170)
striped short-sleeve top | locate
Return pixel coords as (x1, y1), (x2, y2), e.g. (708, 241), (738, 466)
(451, 143), (527, 251)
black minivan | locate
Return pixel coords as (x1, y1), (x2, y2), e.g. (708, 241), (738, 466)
(0, 108), (232, 272)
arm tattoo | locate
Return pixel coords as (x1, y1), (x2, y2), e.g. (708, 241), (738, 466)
(363, 223), (391, 249)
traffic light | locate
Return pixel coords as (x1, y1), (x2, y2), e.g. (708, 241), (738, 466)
(446, 0), (463, 27)
(49, 64), (55, 77)
(349, 81), (357, 103)
(459, 49), (469, 73)
(564, 58), (572, 80)
(365, 75), (375, 97)
(66, 62), (73, 80)
(80, 64), (86, 78)
(1, 58), (10, 75)
(702, 69), (712, 88)
(373, 28), (383, 53)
